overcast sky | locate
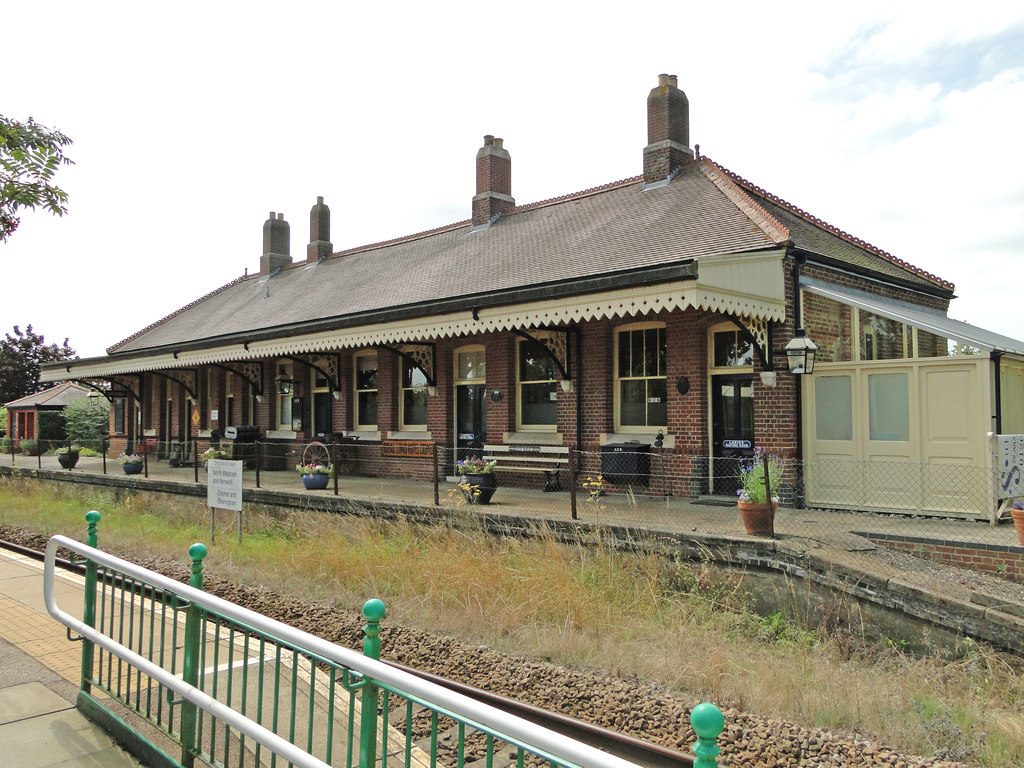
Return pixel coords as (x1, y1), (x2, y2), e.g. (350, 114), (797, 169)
(4, 1), (1023, 358)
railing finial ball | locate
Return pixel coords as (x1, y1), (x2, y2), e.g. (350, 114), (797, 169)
(362, 598), (386, 622)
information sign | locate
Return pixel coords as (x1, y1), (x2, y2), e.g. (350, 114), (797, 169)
(997, 434), (1024, 500)
(207, 459), (243, 511)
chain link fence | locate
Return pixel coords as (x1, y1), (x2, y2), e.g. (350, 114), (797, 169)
(2, 437), (1021, 582)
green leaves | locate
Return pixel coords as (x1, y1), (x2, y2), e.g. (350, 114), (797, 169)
(0, 115), (74, 242)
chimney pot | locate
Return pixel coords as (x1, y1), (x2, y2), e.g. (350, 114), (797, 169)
(472, 135), (514, 228)
(643, 74), (693, 184)
(307, 196), (332, 263)
(261, 211), (292, 275)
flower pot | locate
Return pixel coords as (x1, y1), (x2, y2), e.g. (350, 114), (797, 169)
(738, 500), (777, 536)
(302, 473), (330, 490)
(461, 472), (497, 505)
(123, 462), (143, 475)
(57, 451), (79, 469)
(1011, 509), (1024, 547)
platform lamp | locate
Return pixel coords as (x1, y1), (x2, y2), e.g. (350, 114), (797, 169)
(274, 370), (293, 395)
(782, 328), (818, 375)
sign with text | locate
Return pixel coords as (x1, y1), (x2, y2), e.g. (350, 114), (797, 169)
(207, 459), (243, 511)
(997, 434), (1024, 500)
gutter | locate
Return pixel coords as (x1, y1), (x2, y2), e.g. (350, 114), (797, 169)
(57, 263), (700, 370)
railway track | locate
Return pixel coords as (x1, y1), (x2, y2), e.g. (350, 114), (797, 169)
(1, 536), (694, 768)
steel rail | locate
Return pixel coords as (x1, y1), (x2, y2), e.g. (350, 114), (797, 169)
(43, 534), (650, 768)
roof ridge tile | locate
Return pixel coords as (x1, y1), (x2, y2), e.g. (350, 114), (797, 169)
(106, 274), (251, 354)
(509, 175), (644, 214)
(697, 158), (790, 244)
(704, 158), (954, 290)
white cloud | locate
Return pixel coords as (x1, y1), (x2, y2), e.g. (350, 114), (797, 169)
(2, 1), (1023, 355)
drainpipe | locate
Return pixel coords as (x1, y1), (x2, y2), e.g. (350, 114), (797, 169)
(575, 326), (583, 457)
(992, 352), (1003, 435)
(791, 250), (806, 507)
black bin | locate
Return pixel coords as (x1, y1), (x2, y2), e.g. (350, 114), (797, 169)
(601, 442), (651, 485)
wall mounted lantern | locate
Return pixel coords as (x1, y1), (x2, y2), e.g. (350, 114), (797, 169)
(782, 328), (818, 375)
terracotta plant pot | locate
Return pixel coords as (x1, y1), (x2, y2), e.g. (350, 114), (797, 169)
(738, 500), (777, 537)
(1011, 509), (1024, 547)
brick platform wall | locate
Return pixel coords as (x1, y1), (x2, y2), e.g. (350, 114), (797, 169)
(860, 532), (1024, 585)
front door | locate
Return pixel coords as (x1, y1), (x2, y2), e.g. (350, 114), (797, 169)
(454, 384), (486, 465)
(711, 374), (755, 496)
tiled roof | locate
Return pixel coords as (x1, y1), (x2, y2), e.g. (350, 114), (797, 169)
(707, 160), (955, 291)
(108, 157), (953, 355)
(5, 381), (91, 409)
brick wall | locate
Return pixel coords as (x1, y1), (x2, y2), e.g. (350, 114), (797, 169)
(861, 532), (1024, 585)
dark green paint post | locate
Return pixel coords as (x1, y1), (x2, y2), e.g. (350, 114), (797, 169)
(80, 511), (101, 694)
(691, 702), (725, 768)
(179, 543), (207, 768)
(359, 599), (386, 768)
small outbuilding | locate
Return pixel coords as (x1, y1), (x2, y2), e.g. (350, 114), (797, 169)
(4, 381), (92, 448)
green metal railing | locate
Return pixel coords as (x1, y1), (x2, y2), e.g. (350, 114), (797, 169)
(46, 512), (725, 768)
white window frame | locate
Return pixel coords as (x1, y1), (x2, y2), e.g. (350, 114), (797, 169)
(708, 323), (755, 372)
(224, 372), (235, 428)
(399, 357), (428, 430)
(275, 361), (294, 432)
(516, 336), (558, 432)
(614, 321), (667, 432)
(353, 351), (378, 432)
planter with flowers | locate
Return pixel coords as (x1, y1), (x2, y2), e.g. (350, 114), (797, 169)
(296, 462), (333, 490)
(1011, 501), (1024, 546)
(201, 448), (227, 470)
(118, 453), (144, 475)
(456, 457), (498, 505)
(737, 449), (785, 536)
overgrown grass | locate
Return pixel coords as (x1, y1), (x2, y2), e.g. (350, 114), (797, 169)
(1, 476), (1022, 766)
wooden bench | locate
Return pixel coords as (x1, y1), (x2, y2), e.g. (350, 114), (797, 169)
(483, 444), (569, 492)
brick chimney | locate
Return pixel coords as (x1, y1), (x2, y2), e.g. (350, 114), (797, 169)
(260, 212), (292, 275)
(306, 196), (332, 263)
(472, 135), (514, 228)
(643, 74), (693, 185)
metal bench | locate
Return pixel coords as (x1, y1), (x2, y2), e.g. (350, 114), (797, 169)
(483, 443), (569, 492)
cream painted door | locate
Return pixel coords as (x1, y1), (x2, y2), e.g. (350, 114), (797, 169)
(804, 358), (993, 516)
(861, 367), (919, 511)
(803, 371), (862, 508)
(918, 360), (990, 514)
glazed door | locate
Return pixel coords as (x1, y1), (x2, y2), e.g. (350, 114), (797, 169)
(711, 374), (755, 496)
(454, 384), (486, 464)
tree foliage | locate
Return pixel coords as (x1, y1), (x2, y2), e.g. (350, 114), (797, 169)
(0, 325), (76, 404)
(0, 115), (74, 242)
(64, 396), (110, 450)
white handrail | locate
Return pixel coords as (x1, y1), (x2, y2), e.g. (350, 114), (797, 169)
(44, 535), (645, 768)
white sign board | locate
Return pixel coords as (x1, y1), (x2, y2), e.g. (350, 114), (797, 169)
(997, 434), (1024, 500)
(207, 459), (243, 511)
